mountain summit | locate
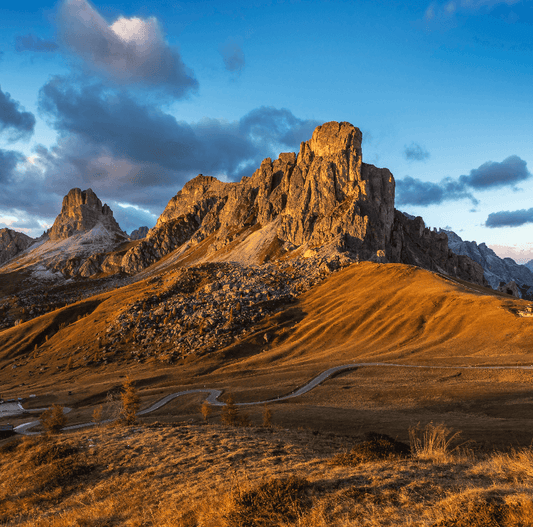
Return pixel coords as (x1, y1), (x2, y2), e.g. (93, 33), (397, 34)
(49, 188), (124, 240)
(121, 121), (486, 287)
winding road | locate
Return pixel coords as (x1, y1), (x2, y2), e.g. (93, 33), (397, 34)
(9, 361), (533, 435)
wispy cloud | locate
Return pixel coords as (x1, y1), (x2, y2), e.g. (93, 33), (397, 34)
(404, 142), (430, 161)
(396, 155), (531, 206)
(15, 34), (59, 52)
(485, 207), (533, 228)
(219, 38), (245, 73)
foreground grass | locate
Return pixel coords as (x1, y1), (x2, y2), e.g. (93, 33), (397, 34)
(1, 423), (532, 527)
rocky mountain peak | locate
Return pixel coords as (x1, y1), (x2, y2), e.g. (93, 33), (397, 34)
(308, 121), (362, 159)
(0, 228), (35, 266)
(49, 188), (125, 240)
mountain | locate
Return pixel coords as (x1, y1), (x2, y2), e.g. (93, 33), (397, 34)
(130, 226), (149, 240)
(0, 228), (35, 266)
(442, 229), (533, 299)
(0, 188), (129, 281)
(119, 121), (486, 286)
(49, 188), (124, 241)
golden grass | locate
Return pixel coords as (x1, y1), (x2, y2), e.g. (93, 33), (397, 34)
(1, 423), (533, 527)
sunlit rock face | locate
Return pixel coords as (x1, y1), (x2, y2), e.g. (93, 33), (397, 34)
(0, 228), (35, 266)
(123, 121), (396, 271)
(121, 120), (486, 286)
(49, 188), (124, 240)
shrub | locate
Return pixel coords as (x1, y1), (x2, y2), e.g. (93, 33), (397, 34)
(332, 432), (410, 466)
(225, 476), (311, 527)
(41, 405), (66, 435)
(221, 395), (250, 427)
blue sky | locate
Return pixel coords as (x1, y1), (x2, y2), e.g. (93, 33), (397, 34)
(1, 0), (533, 261)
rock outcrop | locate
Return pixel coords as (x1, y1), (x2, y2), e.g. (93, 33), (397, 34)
(442, 229), (533, 298)
(120, 121), (486, 287)
(50, 188), (125, 240)
(0, 228), (35, 266)
(389, 212), (487, 286)
(498, 280), (520, 297)
(123, 121), (396, 273)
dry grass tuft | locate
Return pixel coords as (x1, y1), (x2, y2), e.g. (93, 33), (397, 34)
(409, 422), (463, 462)
(432, 491), (533, 527)
(475, 447), (533, 482)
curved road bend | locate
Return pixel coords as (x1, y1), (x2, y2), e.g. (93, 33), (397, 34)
(12, 362), (533, 435)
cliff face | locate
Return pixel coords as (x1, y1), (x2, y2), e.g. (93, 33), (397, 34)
(0, 228), (35, 266)
(389, 212), (487, 286)
(123, 122), (396, 272)
(121, 121), (486, 287)
(49, 188), (124, 240)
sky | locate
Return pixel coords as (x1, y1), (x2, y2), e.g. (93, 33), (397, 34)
(1, 0), (533, 261)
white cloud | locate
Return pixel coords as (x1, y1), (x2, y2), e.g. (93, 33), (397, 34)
(58, 0), (198, 96)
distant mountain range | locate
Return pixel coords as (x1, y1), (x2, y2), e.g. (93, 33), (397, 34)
(441, 229), (533, 300)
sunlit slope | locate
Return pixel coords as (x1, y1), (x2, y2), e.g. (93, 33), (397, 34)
(253, 262), (533, 367)
(1, 261), (532, 380)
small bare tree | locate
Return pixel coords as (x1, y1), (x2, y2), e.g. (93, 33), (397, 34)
(120, 376), (140, 425)
(262, 405), (273, 428)
(41, 404), (66, 434)
(201, 401), (213, 423)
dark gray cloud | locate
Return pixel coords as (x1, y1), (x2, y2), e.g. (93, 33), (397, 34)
(15, 34), (59, 52)
(0, 76), (321, 236)
(397, 155), (530, 206)
(0, 149), (25, 185)
(459, 155), (530, 189)
(396, 176), (478, 206)
(485, 207), (533, 228)
(57, 0), (198, 97)
(0, 87), (36, 142)
(38, 77), (320, 184)
(404, 142), (430, 161)
(219, 38), (245, 72)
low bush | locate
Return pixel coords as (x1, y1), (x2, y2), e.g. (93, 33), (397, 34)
(41, 404), (67, 434)
(225, 475), (311, 527)
(332, 432), (410, 466)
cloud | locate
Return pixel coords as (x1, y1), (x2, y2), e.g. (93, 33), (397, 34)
(485, 207), (533, 228)
(0, 87), (36, 141)
(57, 0), (198, 97)
(0, 75), (324, 236)
(107, 201), (158, 234)
(459, 155), (530, 189)
(219, 38), (245, 72)
(396, 176), (478, 206)
(38, 76), (320, 181)
(424, 0), (521, 21)
(15, 34), (59, 52)
(404, 142), (430, 161)
(397, 155), (530, 206)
